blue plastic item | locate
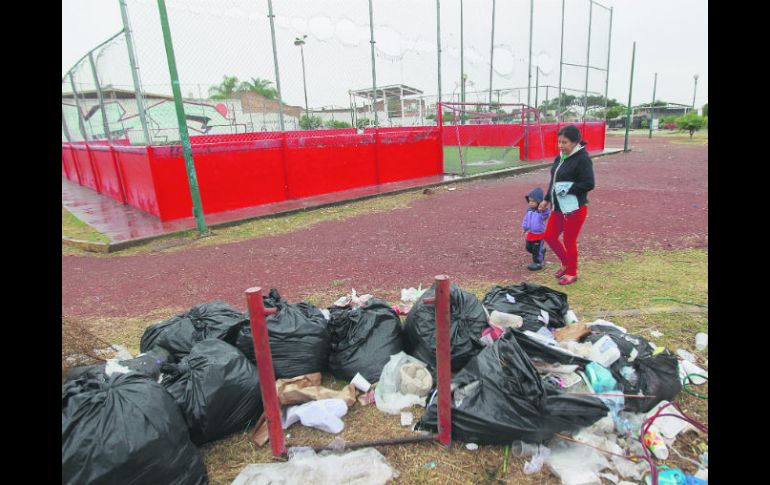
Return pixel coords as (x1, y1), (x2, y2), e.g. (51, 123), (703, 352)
(645, 467), (707, 485)
(585, 362), (617, 393)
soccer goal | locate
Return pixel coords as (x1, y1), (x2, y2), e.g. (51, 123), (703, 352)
(439, 102), (545, 176)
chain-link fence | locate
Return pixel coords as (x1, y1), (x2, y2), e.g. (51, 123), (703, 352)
(62, 0), (614, 146)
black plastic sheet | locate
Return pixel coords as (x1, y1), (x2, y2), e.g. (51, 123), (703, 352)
(161, 339), (263, 445)
(418, 329), (607, 445)
(62, 373), (208, 485)
(64, 348), (172, 382)
(482, 283), (570, 331)
(327, 298), (403, 383)
(403, 283), (488, 372)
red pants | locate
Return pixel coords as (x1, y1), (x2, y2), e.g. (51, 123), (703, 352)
(543, 205), (588, 277)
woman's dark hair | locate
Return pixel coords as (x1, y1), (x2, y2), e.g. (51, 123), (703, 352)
(557, 125), (582, 143)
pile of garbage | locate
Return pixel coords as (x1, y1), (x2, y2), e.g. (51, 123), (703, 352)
(62, 282), (708, 485)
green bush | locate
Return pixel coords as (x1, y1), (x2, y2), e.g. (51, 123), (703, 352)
(324, 119), (353, 129)
(299, 115), (323, 130)
(675, 112), (707, 138)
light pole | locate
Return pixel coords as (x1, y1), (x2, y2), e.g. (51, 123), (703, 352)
(691, 74), (699, 113)
(294, 35), (309, 122)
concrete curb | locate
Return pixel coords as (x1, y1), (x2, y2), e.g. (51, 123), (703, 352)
(62, 148), (625, 253)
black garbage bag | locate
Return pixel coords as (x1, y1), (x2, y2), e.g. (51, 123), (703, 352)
(403, 283), (488, 372)
(65, 347), (172, 382)
(161, 339), (263, 445)
(482, 283), (570, 331)
(510, 328), (592, 368)
(236, 289), (330, 379)
(327, 298), (403, 383)
(614, 350), (682, 413)
(417, 329), (607, 445)
(140, 301), (246, 361)
(62, 372), (208, 485)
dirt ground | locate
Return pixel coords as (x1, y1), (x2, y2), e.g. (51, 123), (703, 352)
(62, 134), (707, 319)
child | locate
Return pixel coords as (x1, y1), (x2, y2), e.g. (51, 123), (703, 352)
(521, 187), (550, 270)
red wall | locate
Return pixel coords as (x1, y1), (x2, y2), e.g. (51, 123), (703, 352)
(62, 123), (603, 222)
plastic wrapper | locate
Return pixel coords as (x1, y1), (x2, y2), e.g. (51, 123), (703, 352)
(375, 351), (431, 414)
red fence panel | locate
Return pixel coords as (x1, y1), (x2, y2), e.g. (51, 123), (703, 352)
(113, 146), (161, 218)
(88, 145), (124, 203)
(377, 128), (441, 183)
(70, 144), (99, 191)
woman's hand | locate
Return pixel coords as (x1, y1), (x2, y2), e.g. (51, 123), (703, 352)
(538, 200), (549, 212)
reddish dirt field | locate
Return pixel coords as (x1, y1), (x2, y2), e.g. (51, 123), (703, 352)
(62, 135), (707, 318)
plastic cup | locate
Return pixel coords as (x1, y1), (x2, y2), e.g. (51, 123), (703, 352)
(509, 440), (539, 457)
(695, 333), (708, 350)
(350, 372), (371, 392)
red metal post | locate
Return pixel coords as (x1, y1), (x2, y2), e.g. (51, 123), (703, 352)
(245, 287), (287, 459)
(84, 142), (103, 194)
(433, 274), (452, 447)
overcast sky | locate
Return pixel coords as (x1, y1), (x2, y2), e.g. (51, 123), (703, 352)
(63, 0), (707, 110)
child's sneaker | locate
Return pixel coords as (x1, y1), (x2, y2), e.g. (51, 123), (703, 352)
(527, 262), (543, 271)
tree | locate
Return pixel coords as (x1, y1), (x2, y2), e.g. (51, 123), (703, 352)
(299, 115), (323, 129)
(605, 105), (626, 119)
(355, 117), (371, 129)
(208, 76), (239, 100)
(675, 112), (707, 138)
(324, 119), (352, 129)
(238, 77), (278, 99)
(702, 103), (708, 117)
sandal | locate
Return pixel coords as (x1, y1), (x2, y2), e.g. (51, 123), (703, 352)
(558, 275), (578, 285)
(554, 267), (568, 279)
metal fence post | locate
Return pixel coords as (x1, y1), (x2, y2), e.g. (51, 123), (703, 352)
(649, 72), (657, 139)
(460, 0), (464, 123)
(423, 275), (452, 447)
(604, 7), (613, 120)
(245, 287), (286, 459)
(525, 0), (533, 159)
(624, 42), (636, 152)
(157, 0), (207, 234)
(557, 0), (565, 121)
(583, 0), (593, 122)
(119, 0), (151, 145)
(436, 0), (442, 108)
(266, 0), (285, 131)
(368, 0), (378, 126)
(488, 0), (496, 105)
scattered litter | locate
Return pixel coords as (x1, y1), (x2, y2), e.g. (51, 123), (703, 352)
(104, 359), (132, 376)
(357, 390), (376, 406)
(510, 440), (540, 457)
(599, 472), (620, 484)
(422, 460), (437, 469)
(695, 332), (708, 350)
(650, 330), (664, 338)
(565, 309), (579, 324)
(553, 322), (591, 342)
(523, 445), (551, 474)
(587, 319), (628, 334)
(93, 344), (133, 361)
(350, 372), (372, 392)
(283, 398), (348, 434)
(465, 442), (478, 451)
(400, 412), (413, 427)
(276, 372), (357, 407)
(481, 325), (505, 345)
(447, 186), (457, 191)
(694, 467), (708, 481)
(489, 310), (523, 330)
(679, 359), (708, 385)
(391, 303), (411, 315)
(232, 447), (398, 485)
(644, 401), (691, 440)
(400, 285), (425, 303)
(375, 351), (431, 414)
(588, 335), (622, 367)
(546, 437), (608, 485)
(320, 308), (331, 321)
(585, 362), (618, 393)
(505, 294), (517, 304)
(675, 348), (697, 363)
(642, 427), (669, 459)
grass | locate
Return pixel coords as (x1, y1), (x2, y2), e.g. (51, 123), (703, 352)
(443, 145), (523, 175)
(62, 189), (426, 257)
(67, 248), (707, 484)
(62, 206), (110, 243)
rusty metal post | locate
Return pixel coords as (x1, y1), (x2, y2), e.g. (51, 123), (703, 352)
(424, 274), (452, 447)
(245, 287), (286, 459)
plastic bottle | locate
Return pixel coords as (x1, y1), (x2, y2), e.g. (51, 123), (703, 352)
(643, 429), (669, 460)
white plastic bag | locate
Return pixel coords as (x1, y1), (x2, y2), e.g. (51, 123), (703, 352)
(283, 399), (348, 434)
(375, 352), (430, 414)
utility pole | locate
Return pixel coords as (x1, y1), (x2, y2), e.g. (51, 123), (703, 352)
(692, 74), (699, 112)
(624, 42), (636, 153)
(294, 35), (309, 121)
(460, 0), (465, 123)
(157, 0), (207, 234)
(267, 0), (285, 131)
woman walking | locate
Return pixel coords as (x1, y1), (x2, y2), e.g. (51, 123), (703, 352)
(538, 125), (595, 285)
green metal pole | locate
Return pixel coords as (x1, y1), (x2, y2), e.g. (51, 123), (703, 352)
(526, 0), (533, 159)
(649, 72), (657, 139)
(300, 45), (309, 120)
(368, 0), (378, 126)
(488, 0), (496, 105)
(624, 42), (636, 152)
(436, 0), (442, 106)
(557, 0), (565, 121)
(604, 7), (613, 120)
(118, 0), (151, 145)
(88, 52), (112, 141)
(157, 0), (207, 234)
(266, 0), (285, 131)
(68, 72), (90, 142)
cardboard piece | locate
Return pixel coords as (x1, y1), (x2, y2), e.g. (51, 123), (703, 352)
(277, 373), (357, 407)
(553, 322), (591, 342)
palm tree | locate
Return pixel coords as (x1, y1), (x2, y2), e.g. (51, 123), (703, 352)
(238, 77), (278, 100)
(208, 75), (240, 100)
